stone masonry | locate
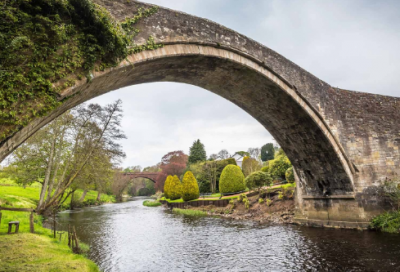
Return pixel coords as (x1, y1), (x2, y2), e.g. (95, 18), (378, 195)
(0, 0), (399, 228)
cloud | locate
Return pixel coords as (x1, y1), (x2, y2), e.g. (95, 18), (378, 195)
(88, 0), (400, 167)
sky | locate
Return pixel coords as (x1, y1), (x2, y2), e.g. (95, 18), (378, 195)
(89, 0), (400, 168)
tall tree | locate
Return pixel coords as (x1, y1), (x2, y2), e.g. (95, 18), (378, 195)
(261, 143), (275, 162)
(217, 149), (231, 160)
(188, 139), (207, 164)
(6, 100), (126, 214)
(155, 151), (188, 191)
(247, 148), (261, 161)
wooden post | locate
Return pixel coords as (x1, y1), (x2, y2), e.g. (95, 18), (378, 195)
(68, 225), (71, 247)
(53, 211), (56, 238)
(73, 226), (80, 251)
(0, 212), (2, 226)
(30, 212), (34, 233)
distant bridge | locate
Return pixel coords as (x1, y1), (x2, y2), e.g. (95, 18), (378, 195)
(124, 172), (158, 183)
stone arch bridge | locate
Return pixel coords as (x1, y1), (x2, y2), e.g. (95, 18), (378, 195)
(1, 0), (399, 228)
(124, 172), (158, 183)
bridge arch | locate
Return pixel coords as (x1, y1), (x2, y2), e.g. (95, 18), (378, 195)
(2, 0), (399, 227)
(124, 172), (158, 184)
(0, 43), (354, 198)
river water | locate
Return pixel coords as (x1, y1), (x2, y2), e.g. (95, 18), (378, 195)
(57, 197), (400, 272)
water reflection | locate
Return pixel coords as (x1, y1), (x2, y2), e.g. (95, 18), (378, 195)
(57, 197), (400, 272)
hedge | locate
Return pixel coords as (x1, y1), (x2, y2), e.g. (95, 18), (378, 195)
(169, 175), (182, 200)
(181, 171), (200, 201)
(219, 165), (246, 194)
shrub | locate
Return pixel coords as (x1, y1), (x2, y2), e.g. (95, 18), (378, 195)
(169, 175), (182, 200)
(285, 167), (295, 183)
(245, 171), (273, 193)
(261, 166), (269, 172)
(268, 149), (292, 179)
(163, 175), (173, 199)
(370, 211), (400, 233)
(219, 165), (246, 194)
(258, 198), (264, 204)
(266, 198), (272, 207)
(225, 158), (237, 166)
(244, 198), (250, 209)
(181, 171), (200, 201)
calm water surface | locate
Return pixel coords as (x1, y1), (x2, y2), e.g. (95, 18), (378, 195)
(57, 197), (400, 272)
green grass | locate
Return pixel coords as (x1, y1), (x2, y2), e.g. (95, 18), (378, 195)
(172, 208), (208, 216)
(0, 233), (99, 272)
(143, 200), (162, 207)
(370, 210), (400, 233)
(0, 184), (115, 210)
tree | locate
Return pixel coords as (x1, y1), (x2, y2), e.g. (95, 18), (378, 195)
(242, 156), (261, 177)
(181, 171), (200, 201)
(169, 175), (182, 200)
(261, 143), (275, 162)
(247, 148), (261, 161)
(208, 154), (218, 161)
(188, 139), (207, 164)
(112, 170), (131, 202)
(217, 149), (230, 160)
(245, 171), (273, 194)
(155, 151), (188, 191)
(285, 167), (295, 183)
(6, 100), (126, 214)
(219, 165), (246, 194)
(268, 149), (292, 180)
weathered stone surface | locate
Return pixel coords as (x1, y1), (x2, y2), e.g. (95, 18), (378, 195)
(1, 0), (399, 227)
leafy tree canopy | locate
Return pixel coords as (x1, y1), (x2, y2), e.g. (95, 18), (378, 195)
(261, 143), (275, 162)
(188, 139), (207, 164)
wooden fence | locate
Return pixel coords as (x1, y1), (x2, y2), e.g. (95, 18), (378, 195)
(0, 207), (35, 233)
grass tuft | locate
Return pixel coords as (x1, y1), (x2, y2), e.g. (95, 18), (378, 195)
(143, 200), (162, 207)
(172, 208), (207, 216)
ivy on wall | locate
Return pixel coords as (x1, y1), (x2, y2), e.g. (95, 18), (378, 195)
(0, 0), (162, 143)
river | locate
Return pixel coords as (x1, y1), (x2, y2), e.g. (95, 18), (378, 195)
(56, 197), (400, 272)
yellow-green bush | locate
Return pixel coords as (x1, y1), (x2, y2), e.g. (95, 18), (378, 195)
(169, 175), (182, 200)
(285, 167), (295, 183)
(219, 165), (246, 194)
(181, 171), (200, 201)
(163, 175), (173, 199)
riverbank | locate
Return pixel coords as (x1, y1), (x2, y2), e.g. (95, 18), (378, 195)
(0, 233), (99, 272)
(162, 186), (296, 225)
(0, 180), (110, 271)
(189, 192), (295, 224)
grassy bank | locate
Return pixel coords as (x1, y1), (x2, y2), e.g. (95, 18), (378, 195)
(172, 208), (207, 216)
(0, 179), (107, 271)
(0, 179), (115, 210)
(143, 200), (162, 207)
(0, 233), (99, 272)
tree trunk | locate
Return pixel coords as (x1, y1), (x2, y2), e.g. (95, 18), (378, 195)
(96, 192), (101, 201)
(79, 190), (88, 202)
(38, 135), (57, 210)
(70, 191), (75, 210)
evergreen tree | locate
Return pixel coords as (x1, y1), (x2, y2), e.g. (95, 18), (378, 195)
(188, 139), (207, 164)
(261, 143), (275, 162)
